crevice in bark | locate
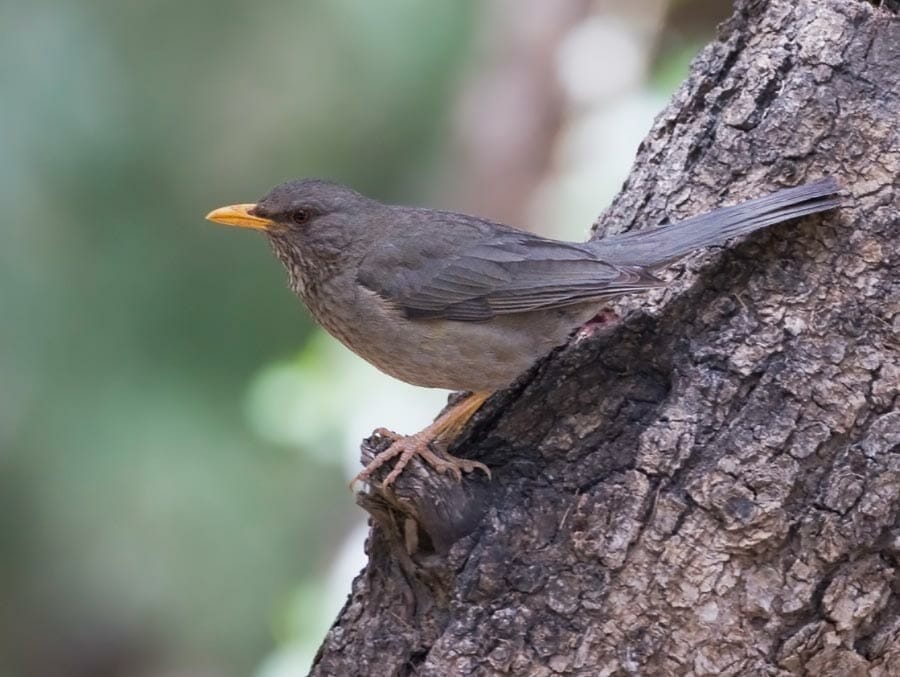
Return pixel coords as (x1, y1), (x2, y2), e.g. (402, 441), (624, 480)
(859, 0), (899, 15)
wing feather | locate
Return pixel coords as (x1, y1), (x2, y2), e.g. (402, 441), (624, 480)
(357, 221), (663, 322)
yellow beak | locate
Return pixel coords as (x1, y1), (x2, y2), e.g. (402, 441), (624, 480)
(205, 203), (274, 230)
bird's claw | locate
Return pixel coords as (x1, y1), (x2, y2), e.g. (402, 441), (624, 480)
(351, 432), (490, 490)
(372, 427), (402, 442)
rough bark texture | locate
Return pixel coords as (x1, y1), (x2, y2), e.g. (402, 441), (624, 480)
(313, 1), (900, 675)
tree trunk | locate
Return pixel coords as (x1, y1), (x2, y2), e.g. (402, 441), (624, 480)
(313, 0), (900, 674)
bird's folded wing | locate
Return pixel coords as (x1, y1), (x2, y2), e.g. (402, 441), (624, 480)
(357, 231), (664, 322)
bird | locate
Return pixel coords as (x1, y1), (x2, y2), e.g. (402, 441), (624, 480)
(206, 177), (841, 488)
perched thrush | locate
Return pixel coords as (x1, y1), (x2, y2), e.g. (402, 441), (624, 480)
(207, 177), (840, 488)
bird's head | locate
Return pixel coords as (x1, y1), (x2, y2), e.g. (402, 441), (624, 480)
(206, 179), (385, 283)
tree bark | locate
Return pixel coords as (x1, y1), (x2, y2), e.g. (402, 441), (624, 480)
(313, 0), (900, 675)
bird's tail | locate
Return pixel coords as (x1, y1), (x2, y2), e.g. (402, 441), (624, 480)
(589, 177), (842, 269)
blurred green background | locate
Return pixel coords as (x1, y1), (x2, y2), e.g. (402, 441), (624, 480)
(0, 1), (722, 675)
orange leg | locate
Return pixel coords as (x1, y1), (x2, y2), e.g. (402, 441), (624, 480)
(352, 391), (493, 489)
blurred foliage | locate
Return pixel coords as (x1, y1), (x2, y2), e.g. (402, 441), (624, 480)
(0, 1), (474, 675)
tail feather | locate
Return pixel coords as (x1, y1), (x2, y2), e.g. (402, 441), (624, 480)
(590, 177), (842, 268)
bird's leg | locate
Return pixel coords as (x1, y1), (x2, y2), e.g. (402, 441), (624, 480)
(353, 391), (493, 489)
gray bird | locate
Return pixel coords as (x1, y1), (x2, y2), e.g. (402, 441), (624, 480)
(207, 177), (841, 487)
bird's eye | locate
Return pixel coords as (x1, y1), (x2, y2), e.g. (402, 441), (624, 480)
(291, 209), (310, 225)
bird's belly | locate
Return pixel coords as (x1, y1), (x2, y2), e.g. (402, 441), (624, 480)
(307, 281), (596, 391)
(383, 312), (583, 391)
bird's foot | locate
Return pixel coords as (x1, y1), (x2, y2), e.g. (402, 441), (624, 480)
(353, 429), (490, 490)
(575, 307), (621, 343)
